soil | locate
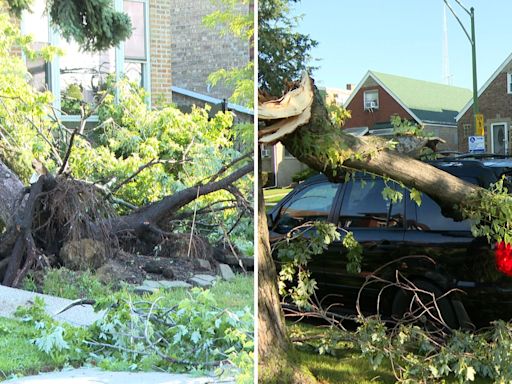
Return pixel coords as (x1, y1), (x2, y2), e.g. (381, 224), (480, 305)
(97, 249), (207, 285)
(26, 233), (252, 291)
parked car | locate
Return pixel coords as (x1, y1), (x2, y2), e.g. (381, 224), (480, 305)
(267, 158), (512, 328)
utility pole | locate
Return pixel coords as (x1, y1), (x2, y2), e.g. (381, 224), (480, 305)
(443, 0), (479, 136)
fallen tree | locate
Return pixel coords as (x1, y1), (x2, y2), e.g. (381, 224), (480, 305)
(0, 157), (253, 287)
(259, 74), (481, 211)
(257, 74), (511, 383)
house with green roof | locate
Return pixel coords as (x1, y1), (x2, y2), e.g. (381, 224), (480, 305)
(343, 71), (472, 150)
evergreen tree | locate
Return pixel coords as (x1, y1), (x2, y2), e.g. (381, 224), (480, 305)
(6, 0), (132, 51)
(258, 0), (317, 96)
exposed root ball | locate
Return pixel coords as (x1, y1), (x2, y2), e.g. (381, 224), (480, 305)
(34, 177), (117, 253)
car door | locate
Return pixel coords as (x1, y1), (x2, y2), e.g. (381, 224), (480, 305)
(308, 177), (406, 315)
(402, 192), (485, 286)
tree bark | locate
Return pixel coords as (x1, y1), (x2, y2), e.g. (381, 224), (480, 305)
(258, 165), (317, 384)
(0, 159), (24, 230)
(111, 162), (253, 234)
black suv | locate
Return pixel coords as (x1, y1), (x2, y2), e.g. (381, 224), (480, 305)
(268, 159), (512, 327)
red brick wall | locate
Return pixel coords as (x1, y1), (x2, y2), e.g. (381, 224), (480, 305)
(457, 70), (512, 152)
(344, 85), (415, 129)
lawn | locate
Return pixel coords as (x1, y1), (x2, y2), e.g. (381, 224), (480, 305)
(2, 272), (254, 381)
(0, 317), (56, 381)
(288, 322), (492, 384)
(263, 188), (292, 206)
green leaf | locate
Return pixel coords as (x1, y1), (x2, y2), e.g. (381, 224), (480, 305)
(410, 188), (422, 206)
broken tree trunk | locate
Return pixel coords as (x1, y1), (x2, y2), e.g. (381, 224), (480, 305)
(0, 159), (24, 229)
(259, 74), (482, 211)
(111, 162), (254, 235)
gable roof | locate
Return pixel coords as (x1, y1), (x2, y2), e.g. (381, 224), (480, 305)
(344, 70), (472, 126)
(456, 52), (512, 121)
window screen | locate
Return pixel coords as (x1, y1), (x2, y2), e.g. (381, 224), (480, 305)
(339, 179), (404, 229)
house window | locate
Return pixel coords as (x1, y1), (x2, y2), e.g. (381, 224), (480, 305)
(22, 0), (50, 92)
(59, 41), (116, 115)
(22, 0), (151, 119)
(123, 0), (150, 89)
(363, 90), (379, 110)
(507, 73), (512, 94)
(463, 123), (471, 138)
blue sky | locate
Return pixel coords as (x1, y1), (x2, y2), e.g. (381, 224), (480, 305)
(292, 1), (512, 92)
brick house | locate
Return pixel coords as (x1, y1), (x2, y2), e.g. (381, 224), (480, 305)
(456, 53), (512, 154)
(22, 0), (252, 121)
(344, 71), (472, 150)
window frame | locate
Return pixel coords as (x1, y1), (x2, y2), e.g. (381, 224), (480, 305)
(363, 89), (379, 110)
(21, 0), (151, 121)
(507, 73), (512, 94)
(123, 0), (151, 97)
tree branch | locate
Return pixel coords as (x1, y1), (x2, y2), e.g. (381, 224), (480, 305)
(112, 162), (253, 234)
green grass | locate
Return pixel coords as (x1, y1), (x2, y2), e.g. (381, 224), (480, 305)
(264, 188), (292, 205)
(40, 269), (113, 300)
(9, 270), (254, 379)
(136, 274), (254, 312)
(0, 317), (59, 381)
(288, 322), (492, 384)
(296, 348), (395, 384)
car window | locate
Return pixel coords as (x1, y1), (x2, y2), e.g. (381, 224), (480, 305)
(414, 195), (471, 231)
(274, 182), (339, 233)
(339, 179), (404, 229)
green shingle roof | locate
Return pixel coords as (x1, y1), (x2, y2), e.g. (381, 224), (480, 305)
(370, 71), (472, 125)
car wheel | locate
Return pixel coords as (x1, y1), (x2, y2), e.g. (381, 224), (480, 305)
(391, 279), (458, 330)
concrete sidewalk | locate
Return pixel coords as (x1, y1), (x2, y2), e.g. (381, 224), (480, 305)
(5, 367), (233, 383)
(0, 285), (103, 326)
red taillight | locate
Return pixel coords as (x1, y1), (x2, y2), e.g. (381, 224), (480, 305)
(496, 241), (512, 276)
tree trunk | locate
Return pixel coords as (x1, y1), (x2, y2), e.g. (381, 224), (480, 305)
(0, 159), (24, 230)
(111, 162), (253, 234)
(257, 166), (317, 384)
(260, 75), (482, 212)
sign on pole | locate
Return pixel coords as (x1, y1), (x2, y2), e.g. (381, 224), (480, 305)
(476, 113), (484, 136)
(468, 135), (485, 153)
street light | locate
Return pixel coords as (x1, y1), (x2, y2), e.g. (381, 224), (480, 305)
(443, 0), (479, 136)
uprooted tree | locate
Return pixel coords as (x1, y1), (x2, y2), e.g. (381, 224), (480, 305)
(257, 73), (512, 383)
(0, 14), (253, 287)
